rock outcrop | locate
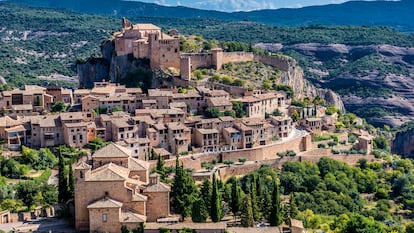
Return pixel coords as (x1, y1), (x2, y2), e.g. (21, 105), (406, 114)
(393, 128), (414, 158)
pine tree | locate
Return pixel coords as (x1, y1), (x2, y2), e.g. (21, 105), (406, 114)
(269, 178), (282, 226)
(211, 173), (222, 222)
(230, 179), (243, 217)
(171, 156), (197, 217)
(57, 149), (67, 203)
(68, 163), (75, 199)
(200, 178), (212, 216)
(250, 175), (261, 221)
(191, 197), (208, 223)
(240, 195), (254, 227)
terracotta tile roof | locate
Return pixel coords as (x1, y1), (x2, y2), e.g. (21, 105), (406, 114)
(87, 197), (123, 209)
(166, 122), (189, 131)
(88, 163), (130, 181)
(219, 116), (234, 122)
(290, 218), (304, 228)
(148, 89), (173, 97)
(223, 127), (240, 134)
(121, 211), (146, 223)
(63, 122), (88, 128)
(242, 118), (266, 126)
(153, 148), (171, 157)
(132, 192), (148, 202)
(124, 137), (149, 144)
(145, 222), (226, 230)
(5, 125), (26, 133)
(128, 157), (149, 171)
(93, 142), (131, 158)
(74, 89), (91, 94)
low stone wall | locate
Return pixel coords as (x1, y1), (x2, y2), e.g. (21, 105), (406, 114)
(254, 55), (291, 72)
(222, 52), (254, 64)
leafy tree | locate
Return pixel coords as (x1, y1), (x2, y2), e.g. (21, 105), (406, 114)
(112, 105), (122, 112)
(269, 178), (282, 226)
(340, 213), (386, 233)
(15, 181), (40, 210)
(232, 101), (245, 118)
(41, 184), (58, 207)
(171, 156), (197, 217)
(211, 173), (223, 222)
(291, 110), (300, 122)
(326, 105), (339, 115)
(154, 155), (167, 181)
(204, 107), (221, 118)
(121, 225), (129, 233)
(240, 195), (254, 227)
(223, 110), (236, 118)
(51, 101), (66, 112)
(289, 193), (299, 219)
(373, 136), (390, 151)
(224, 160), (234, 166)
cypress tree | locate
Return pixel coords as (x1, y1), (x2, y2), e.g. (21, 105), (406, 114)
(57, 149), (67, 203)
(240, 195), (254, 227)
(156, 154), (166, 181)
(269, 178), (282, 226)
(211, 173), (222, 222)
(191, 197), (208, 223)
(68, 163), (75, 199)
(250, 175), (261, 221)
(200, 178), (212, 215)
(230, 179), (243, 217)
(171, 156), (197, 217)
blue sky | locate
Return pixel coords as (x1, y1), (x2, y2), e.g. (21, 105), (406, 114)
(131, 0), (382, 12)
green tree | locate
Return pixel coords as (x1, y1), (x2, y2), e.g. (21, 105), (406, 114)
(68, 164), (75, 199)
(240, 195), (254, 227)
(155, 155), (166, 181)
(171, 156), (197, 218)
(250, 174), (261, 221)
(223, 110), (236, 118)
(121, 225), (129, 233)
(112, 105), (122, 112)
(373, 136), (390, 151)
(191, 197), (208, 223)
(269, 178), (282, 226)
(289, 193), (299, 218)
(200, 178), (212, 215)
(232, 101), (245, 118)
(230, 179), (243, 217)
(340, 213), (386, 233)
(57, 149), (68, 203)
(326, 105), (339, 115)
(204, 107), (221, 118)
(291, 110), (300, 122)
(51, 101), (66, 112)
(211, 173), (223, 222)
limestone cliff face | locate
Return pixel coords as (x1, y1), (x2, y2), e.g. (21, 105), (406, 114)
(281, 60), (346, 113)
(77, 39), (150, 88)
(392, 129), (414, 158)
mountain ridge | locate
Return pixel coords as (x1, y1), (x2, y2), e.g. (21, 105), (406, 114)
(7, 0), (414, 32)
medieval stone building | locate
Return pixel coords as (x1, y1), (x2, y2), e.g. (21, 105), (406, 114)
(74, 143), (170, 232)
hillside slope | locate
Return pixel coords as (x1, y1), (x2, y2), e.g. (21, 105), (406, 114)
(7, 0), (414, 32)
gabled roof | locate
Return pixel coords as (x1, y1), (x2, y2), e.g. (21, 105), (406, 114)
(88, 163), (130, 181)
(132, 192), (148, 202)
(121, 211), (146, 223)
(143, 182), (171, 193)
(74, 161), (92, 170)
(128, 157), (149, 171)
(93, 142), (131, 158)
(87, 197), (123, 209)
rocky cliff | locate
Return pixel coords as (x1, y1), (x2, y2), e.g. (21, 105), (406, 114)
(280, 60), (346, 113)
(257, 43), (414, 127)
(393, 128), (414, 158)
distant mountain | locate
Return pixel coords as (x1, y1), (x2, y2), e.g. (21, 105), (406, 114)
(7, 0), (414, 32)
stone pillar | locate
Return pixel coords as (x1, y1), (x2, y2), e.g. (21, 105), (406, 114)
(180, 56), (191, 81)
(211, 48), (223, 70)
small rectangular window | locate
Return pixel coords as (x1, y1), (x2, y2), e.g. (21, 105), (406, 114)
(102, 213), (107, 222)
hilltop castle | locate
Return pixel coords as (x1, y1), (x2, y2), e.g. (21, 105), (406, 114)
(114, 18), (262, 81)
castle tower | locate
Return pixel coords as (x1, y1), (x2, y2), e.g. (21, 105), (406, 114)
(211, 48), (224, 70)
(180, 56), (191, 81)
(149, 32), (160, 70)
